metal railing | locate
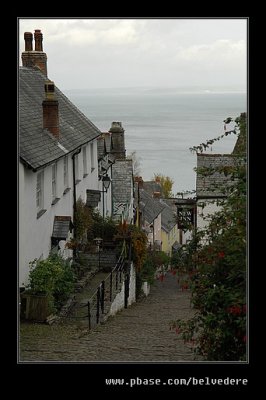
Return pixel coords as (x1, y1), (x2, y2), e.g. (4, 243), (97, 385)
(66, 248), (130, 330)
(86, 253), (127, 329)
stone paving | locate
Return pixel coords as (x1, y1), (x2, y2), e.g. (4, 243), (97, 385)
(19, 272), (200, 362)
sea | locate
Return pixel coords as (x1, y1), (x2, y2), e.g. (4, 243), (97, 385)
(64, 87), (247, 195)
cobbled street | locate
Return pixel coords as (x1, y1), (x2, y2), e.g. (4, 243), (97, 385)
(20, 272), (200, 362)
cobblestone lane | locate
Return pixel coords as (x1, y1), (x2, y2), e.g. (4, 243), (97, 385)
(20, 272), (200, 362)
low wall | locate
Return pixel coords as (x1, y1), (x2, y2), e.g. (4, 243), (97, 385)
(141, 281), (150, 297)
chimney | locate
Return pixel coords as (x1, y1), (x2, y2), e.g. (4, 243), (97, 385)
(134, 176), (144, 188)
(22, 29), (48, 77)
(24, 32), (33, 51)
(34, 29), (43, 51)
(109, 121), (126, 160)
(42, 81), (59, 139)
(153, 191), (161, 199)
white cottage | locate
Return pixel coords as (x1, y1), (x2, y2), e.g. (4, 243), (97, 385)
(196, 153), (238, 235)
(19, 30), (101, 287)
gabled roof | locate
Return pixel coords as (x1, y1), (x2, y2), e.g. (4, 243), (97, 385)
(196, 154), (237, 199)
(139, 189), (165, 224)
(160, 200), (177, 233)
(19, 67), (102, 170)
(52, 216), (73, 240)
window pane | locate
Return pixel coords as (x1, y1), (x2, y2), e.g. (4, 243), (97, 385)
(90, 143), (94, 170)
(52, 164), (57, 200)
(83, 147), (87, 175)
(64, 157), (68, 188)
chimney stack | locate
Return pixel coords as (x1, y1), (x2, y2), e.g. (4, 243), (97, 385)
(153, 191), (161, 199)
(42, 81), (59, 139)
(109, 121), (126, 160)
(22, 29), (48, 77)
(134, 176), (144, 189)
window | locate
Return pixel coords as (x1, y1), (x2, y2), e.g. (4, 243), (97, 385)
(74, 153), (79, 183)
(52, 163), (57, 201)
(83, 147), (87, 177)
(64, 156), (68, 189)
(36, 171), (44, 211)
(90, 142), (95, 172)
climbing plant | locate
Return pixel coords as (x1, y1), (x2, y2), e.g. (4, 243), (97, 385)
(171, 114), (247, 361)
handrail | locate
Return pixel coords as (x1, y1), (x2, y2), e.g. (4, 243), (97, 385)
(85, 247), (128, 329)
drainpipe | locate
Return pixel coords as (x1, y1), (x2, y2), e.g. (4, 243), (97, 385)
(72, 148), (81, 257)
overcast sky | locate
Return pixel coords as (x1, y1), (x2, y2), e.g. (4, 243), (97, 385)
(19, 18), (247, 91)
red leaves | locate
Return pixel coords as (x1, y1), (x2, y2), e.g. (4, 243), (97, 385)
(218, 251), (225, 259)
(227, 305), (242, 315)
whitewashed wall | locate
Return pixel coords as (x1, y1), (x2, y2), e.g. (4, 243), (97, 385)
(154, 213), (162, 245)
(197, 200), (221, 232)
(19, 140), (99, 287)
(98, 173), (112, 218)
(141, 281), (150, 297)
(109, 263), (136, 316)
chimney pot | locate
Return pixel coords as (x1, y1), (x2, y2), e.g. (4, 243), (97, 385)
(34, 29), (43, 51)
(24, 32), (33, 51)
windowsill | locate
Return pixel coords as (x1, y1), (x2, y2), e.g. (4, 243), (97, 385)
(37, 209), (47, 219)
(63, 187), (71, 195)
(91, 168), (95, 173)
(51, 197), (60, 205)
(83, 173), (88, 178)
(75, 179), (81, 185)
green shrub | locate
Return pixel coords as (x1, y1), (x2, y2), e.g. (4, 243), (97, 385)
(27, 253), (75, 312)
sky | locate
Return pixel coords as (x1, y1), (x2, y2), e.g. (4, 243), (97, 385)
(18, 18), (247, 91)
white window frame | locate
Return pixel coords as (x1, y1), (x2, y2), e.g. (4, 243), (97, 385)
(52, 163), (57, 201)
(90, 142), (95, 172)
(75, 154), (79, 182)
(36, 171), (44, 212)
(83, 146), (87, 176)
(64, 156), (68, 189)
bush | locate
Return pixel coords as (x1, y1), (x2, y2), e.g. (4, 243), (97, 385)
(171, 115), (247, 361)
(27, 253), (75, 312)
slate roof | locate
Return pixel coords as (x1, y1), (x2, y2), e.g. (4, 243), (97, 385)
(19, 67), (102, 170)
(172, 241), (182, 251)
(196, 154), (238, 198)
(86, 189), (101, 208)
(112, 160), (133, 203)
(139, 189), (165, 224)
(159, 200), (177, 233)
(52, 216), (72, 240)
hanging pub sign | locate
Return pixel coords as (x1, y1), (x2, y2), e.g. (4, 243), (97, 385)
(174, 198), (196, 230)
